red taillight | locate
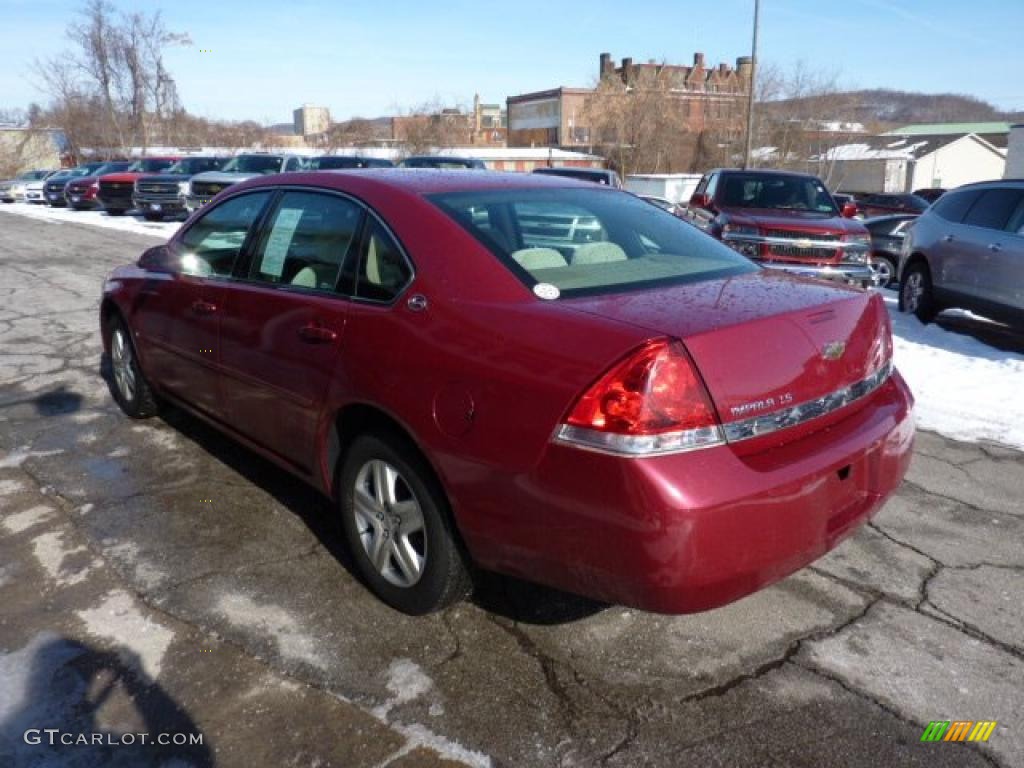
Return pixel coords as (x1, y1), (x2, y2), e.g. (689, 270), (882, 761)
(558, 340), (724, 455)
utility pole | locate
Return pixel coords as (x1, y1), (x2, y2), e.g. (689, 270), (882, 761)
(742, 0), (760, 169)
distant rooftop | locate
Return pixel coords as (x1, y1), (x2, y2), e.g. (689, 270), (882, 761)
(883, 122), (1011, 137)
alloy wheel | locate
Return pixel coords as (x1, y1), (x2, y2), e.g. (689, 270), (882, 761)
(872, 259), (894, 288)
(111, 328), (137, 402)
(902, 272), (923, 312)
(352, 459), (427, 588)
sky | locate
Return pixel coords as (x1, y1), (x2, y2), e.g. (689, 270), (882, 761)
(1, 0), (1021, 124)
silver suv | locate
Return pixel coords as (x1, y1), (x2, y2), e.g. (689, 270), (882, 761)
(899, 180), (1024, 327)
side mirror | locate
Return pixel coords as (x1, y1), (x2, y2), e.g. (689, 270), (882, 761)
(137, 246), (179, 274)
(689, 193), (712, 210)
(841, 202), (858, 218)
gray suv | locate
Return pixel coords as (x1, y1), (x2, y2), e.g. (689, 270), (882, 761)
(899, 180), (1024, 327)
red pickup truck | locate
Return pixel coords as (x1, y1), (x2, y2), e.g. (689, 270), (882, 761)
(96, 157), (179, 215)
(685, 169), (878, 287)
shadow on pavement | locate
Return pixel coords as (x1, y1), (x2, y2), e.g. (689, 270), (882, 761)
(0, 385), (83, 416)
(156, 401), (609, 626)
(0, 634), (212, 767)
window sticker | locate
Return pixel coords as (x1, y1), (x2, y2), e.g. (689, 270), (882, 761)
(260, 208), (303, 277)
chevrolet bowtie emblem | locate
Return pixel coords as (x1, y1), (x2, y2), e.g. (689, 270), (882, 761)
(822, 341), (846, 360)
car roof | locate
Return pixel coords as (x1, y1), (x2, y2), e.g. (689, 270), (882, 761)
(711, 168), (820, 180)
(233, 168), (608, 196)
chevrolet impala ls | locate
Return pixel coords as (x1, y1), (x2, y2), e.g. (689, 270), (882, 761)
(100, 170), (914, 615)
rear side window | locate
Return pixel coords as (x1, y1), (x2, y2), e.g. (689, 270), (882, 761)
(931, 189), (982, 223)
(178, 191), (273, 277)
(962, 188), (1024, 231)
(353, 220), (412, 302)
(248, 191), (363, 291)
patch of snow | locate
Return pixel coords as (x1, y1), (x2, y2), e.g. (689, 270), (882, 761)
(886, 296), (1024, 450)
(77, 589), (175, 680)
(2, 504), (55, 534)
(104, 541), (168, 590)
(389, 723), (492, 768)
(130, 425), (178, 450)
(0, 202), (179, 240)
(0, 446), (64, 468)
(31, 530), (95, 586)
(215, 593), (328, 671)
(78, 503), (95, 515)
(0, 478), (27, 496)
(107, 447), (131, 458)
(373, 659), (434, 718)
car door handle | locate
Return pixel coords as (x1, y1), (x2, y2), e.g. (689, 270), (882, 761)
(191, 299), (218, 314)
(943, 234), (955, 242)
(297, 324), (338, 343)
(988, 243), (1002, 252)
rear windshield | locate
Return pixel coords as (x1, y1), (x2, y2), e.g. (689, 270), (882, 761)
(429, 187), (756, 298)
(719, 173), (838, 215)
(534, 168), (613, 185)
(402, 157), (477, 169)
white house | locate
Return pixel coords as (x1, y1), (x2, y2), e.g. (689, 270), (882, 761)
(818, 132), (1007, 193)
(1006, 124), (1024, 178)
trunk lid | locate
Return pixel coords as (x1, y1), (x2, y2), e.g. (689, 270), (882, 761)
(561, 270), (890, 433)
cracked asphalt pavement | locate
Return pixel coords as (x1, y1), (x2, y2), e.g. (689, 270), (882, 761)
(1, 210), (1022, 767)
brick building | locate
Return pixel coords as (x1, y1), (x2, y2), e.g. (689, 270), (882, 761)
(507, 52), (751, 149)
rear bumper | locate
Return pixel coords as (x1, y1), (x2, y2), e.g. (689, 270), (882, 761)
(455, 371), (914, 614)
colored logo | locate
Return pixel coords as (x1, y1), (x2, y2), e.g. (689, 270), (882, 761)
(920, 721), (997, 743)
(821, 341), (846, 360)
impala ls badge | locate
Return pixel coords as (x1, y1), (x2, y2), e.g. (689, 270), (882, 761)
(822, 341), (846, 360)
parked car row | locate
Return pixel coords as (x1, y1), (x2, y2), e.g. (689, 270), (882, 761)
(0, 169), (60, 203)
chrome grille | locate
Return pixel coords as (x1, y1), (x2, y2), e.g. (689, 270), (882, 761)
(764, 229), (842, 242)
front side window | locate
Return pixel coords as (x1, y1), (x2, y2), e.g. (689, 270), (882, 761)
(247, 191), (363, 291)
(430, 187), (756, 297)
(718, 174), (838, 214)
(177, 191), (273, 277)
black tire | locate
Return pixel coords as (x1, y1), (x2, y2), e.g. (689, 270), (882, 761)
(898, 261), (938, 323)
(107, 315), (159, 418)
(338, 432), (472, 615)
(872, 254), (897, 289)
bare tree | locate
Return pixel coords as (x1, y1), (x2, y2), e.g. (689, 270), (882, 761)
(33, 0), (190, 155)
(392, 100), (472, 156)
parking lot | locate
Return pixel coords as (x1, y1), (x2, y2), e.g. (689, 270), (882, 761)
(1, 207), (1022, 767)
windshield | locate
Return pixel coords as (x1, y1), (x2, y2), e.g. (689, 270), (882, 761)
(312, 156), (365, 169)
(219, 155), (283, 174)
(93, 162), (132, 175)
(17, 170), (51, 181)
(719, 174), (839, 215)
(429, 187), (756, 297)
(164, 157), (224, 175)
(126, 158), (175, 173)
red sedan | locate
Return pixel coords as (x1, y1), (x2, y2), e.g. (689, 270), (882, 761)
(100, 170), (914, 615)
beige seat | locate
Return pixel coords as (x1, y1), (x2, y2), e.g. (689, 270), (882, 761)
(291, 263), (338, 290)
(510, 248), (568, 270)
(571, 242), (627, 265)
